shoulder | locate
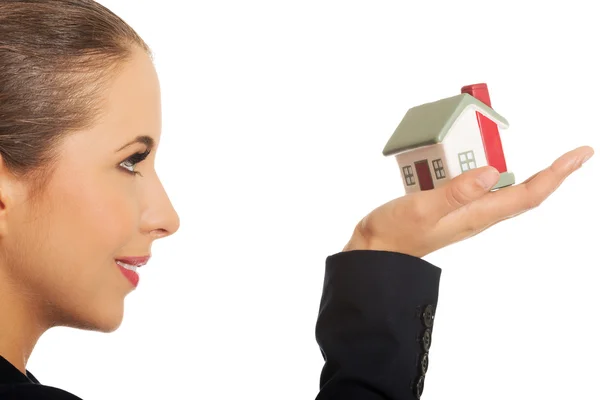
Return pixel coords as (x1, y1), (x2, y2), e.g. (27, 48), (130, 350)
(0, 382), (83, 400)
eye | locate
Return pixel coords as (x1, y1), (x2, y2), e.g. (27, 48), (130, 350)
(119, 149), (150, 176)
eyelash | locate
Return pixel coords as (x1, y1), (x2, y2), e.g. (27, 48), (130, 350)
(119, 149), (151, 176)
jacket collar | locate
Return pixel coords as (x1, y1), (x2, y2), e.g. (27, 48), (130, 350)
(0, 354), (39, 385)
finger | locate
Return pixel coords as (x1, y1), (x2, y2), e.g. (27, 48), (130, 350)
(488, 146), (593, 220)
(443, 145), (594, 235)
(521, 170), (541, 185)
(421, 165), (500, 220)
(488, 145), (592, 214)
(429, 168), (538, 236)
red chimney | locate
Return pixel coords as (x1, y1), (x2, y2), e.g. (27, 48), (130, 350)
(461, 83), (492, 107)
(459, 83), (507, 173)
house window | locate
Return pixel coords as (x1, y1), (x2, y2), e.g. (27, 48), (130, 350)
(458, 150), (477, 172)
(402, 165), (415, 186)
(432, 158), (445, 179)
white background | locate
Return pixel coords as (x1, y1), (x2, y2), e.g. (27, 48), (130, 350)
(27, 1), (599, 399)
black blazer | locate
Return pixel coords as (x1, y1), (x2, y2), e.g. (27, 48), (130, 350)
(0, 250), (440, 399)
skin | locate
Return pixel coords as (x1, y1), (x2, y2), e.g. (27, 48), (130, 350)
(344, 145), (594, 256)
(0, 46), (179, 375)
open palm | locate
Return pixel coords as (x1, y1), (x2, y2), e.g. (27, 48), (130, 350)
(344, 146), (594, 257)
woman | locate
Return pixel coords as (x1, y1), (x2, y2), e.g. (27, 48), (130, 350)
(0, 1), (593, 399)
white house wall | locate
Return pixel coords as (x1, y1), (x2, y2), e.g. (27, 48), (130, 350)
(442, 106), (488, 177)
(391, 106), (493, 194)
(394, 143), (447, 194)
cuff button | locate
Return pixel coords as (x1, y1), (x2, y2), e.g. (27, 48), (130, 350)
(414, 375), (425, 398)
(420, 352), (429, 375)
(421, 329), (431, 352)
(422, 304), (434, 328)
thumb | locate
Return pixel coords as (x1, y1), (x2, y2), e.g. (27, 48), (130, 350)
(426, 166), (500, 218)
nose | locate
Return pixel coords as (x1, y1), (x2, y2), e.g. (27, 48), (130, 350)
(140, 173), (180, 239)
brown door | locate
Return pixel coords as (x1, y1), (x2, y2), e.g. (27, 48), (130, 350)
(414, 160), (434, 191)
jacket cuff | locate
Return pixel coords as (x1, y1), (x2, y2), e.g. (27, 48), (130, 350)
(316, 250), (441, 399)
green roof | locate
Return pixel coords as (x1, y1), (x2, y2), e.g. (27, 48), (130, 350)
(382, 93), (509, 156)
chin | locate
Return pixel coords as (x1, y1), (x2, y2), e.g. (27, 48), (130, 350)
(66, 300), (125, 333)
(95, 303), (125, 333)
(99, 319), (124, 333)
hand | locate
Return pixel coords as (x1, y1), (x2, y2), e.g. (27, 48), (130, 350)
(344, 146), (595, 257)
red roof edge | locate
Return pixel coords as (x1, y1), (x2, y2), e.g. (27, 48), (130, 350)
(460, 83), (508, 173)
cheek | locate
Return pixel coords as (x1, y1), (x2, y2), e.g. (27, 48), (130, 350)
(20, 175), (140, 326)
(56, 176), (139, 255)
(23, 171), (141, 293)
(3, 175), (139, 317)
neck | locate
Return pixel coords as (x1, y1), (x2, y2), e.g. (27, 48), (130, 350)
(0, 269), (48, 375)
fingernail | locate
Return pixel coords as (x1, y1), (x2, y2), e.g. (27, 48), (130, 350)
(571, 152), (594, 170)
(476, 168), (500, 189)
(580, 153), (593, 165)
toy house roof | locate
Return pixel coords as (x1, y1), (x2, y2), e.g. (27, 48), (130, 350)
(382, 93), (509, 156)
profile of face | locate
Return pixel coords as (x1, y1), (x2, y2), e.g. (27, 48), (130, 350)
(0, 46), (180, 333)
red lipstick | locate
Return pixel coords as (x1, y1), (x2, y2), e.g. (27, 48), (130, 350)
(115, 255), (150, 288)
(116, 256), (151, 266)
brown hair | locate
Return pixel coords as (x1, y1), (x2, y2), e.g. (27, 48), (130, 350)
(0, 0), (151, 199)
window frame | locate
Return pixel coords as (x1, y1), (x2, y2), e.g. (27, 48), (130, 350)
(402, 165), (415, 186)
(432, 158), (446, 179)
(458, 150), (477, 172)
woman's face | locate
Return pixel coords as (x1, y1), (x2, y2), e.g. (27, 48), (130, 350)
(0, 47), (180, 332)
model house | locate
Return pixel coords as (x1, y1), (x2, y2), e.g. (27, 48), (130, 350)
(382, 83), (515, 193)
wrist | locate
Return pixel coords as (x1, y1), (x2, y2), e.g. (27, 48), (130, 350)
(342, 223), (426, 257)
(343, 224), (370, 252)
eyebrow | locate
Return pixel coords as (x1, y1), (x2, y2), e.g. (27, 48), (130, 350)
(115, 135), (155, 152)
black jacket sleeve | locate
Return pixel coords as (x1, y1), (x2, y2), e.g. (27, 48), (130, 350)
(315, 250), (441, 400)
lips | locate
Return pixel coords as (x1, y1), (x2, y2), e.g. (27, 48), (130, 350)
(115, 255), (150, 267)
(114, 255), (150, 288)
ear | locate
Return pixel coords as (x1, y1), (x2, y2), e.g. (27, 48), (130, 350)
(0, 154), (28, 237)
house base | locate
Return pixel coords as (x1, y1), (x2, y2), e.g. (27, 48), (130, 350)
(491, 172), (515, 191)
